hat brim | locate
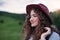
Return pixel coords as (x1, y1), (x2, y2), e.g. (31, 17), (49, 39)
(26, 4), (42, 14)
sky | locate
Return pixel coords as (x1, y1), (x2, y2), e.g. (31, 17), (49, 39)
(0, 0), (60, 14)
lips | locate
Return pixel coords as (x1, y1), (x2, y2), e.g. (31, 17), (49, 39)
(30, 21), (34, 24)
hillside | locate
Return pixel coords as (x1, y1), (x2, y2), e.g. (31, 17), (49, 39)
(0, 11), (26, 40)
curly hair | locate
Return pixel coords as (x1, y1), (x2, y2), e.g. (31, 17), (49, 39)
(23, 7), (58, 40)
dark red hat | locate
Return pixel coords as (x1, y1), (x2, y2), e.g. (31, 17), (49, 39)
(26, 3), (52, 24)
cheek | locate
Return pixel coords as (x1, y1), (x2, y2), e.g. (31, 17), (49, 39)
(34, 17), (39, 24)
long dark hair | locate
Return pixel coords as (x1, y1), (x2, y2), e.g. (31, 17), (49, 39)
(23, 7), (58, 40)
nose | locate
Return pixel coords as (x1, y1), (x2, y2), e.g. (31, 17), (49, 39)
(30, 17), (33, 23)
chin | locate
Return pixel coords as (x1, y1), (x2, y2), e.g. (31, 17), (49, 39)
(31, 24), (37, 27)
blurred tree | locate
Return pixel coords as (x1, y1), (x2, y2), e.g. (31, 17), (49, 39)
(50, 11), (60, 32)
(0, 20), (4, 23)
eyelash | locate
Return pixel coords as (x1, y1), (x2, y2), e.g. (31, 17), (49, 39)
(30, 15), (37, 18)
(33, 15), (37, 17)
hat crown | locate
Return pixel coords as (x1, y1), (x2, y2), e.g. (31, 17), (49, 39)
(38, 3), (49, 15)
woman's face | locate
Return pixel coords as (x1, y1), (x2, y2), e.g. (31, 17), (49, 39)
(30, 10), (39, 27)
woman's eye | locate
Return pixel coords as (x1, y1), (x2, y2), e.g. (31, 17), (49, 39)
(30, 15), (37, 18)
(33, 15), (37, 17)
(30, 14), (38, 18)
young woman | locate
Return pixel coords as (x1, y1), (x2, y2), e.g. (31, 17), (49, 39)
(23, 3), (60, 40)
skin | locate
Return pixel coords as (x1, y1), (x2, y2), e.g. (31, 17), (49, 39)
(29, 10), (51, 40)
(30, 10), (39, 27)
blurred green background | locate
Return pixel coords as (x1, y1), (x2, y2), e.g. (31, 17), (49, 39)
(0, 11), (26, 40)
(0, 10), (60, 40)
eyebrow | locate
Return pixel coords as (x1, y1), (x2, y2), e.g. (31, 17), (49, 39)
(31, 13), (38, 16)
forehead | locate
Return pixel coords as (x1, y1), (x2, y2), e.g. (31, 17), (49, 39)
(30, 10), (37, 15)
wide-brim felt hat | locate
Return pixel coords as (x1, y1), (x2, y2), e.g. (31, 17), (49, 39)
(26, 3), (52, 24)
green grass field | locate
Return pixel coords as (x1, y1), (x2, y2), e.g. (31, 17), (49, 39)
(0, 14), (25, 40)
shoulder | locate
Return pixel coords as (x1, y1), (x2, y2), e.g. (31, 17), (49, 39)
(49, 31), (60, 40)
(52, 32), (59, 37)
